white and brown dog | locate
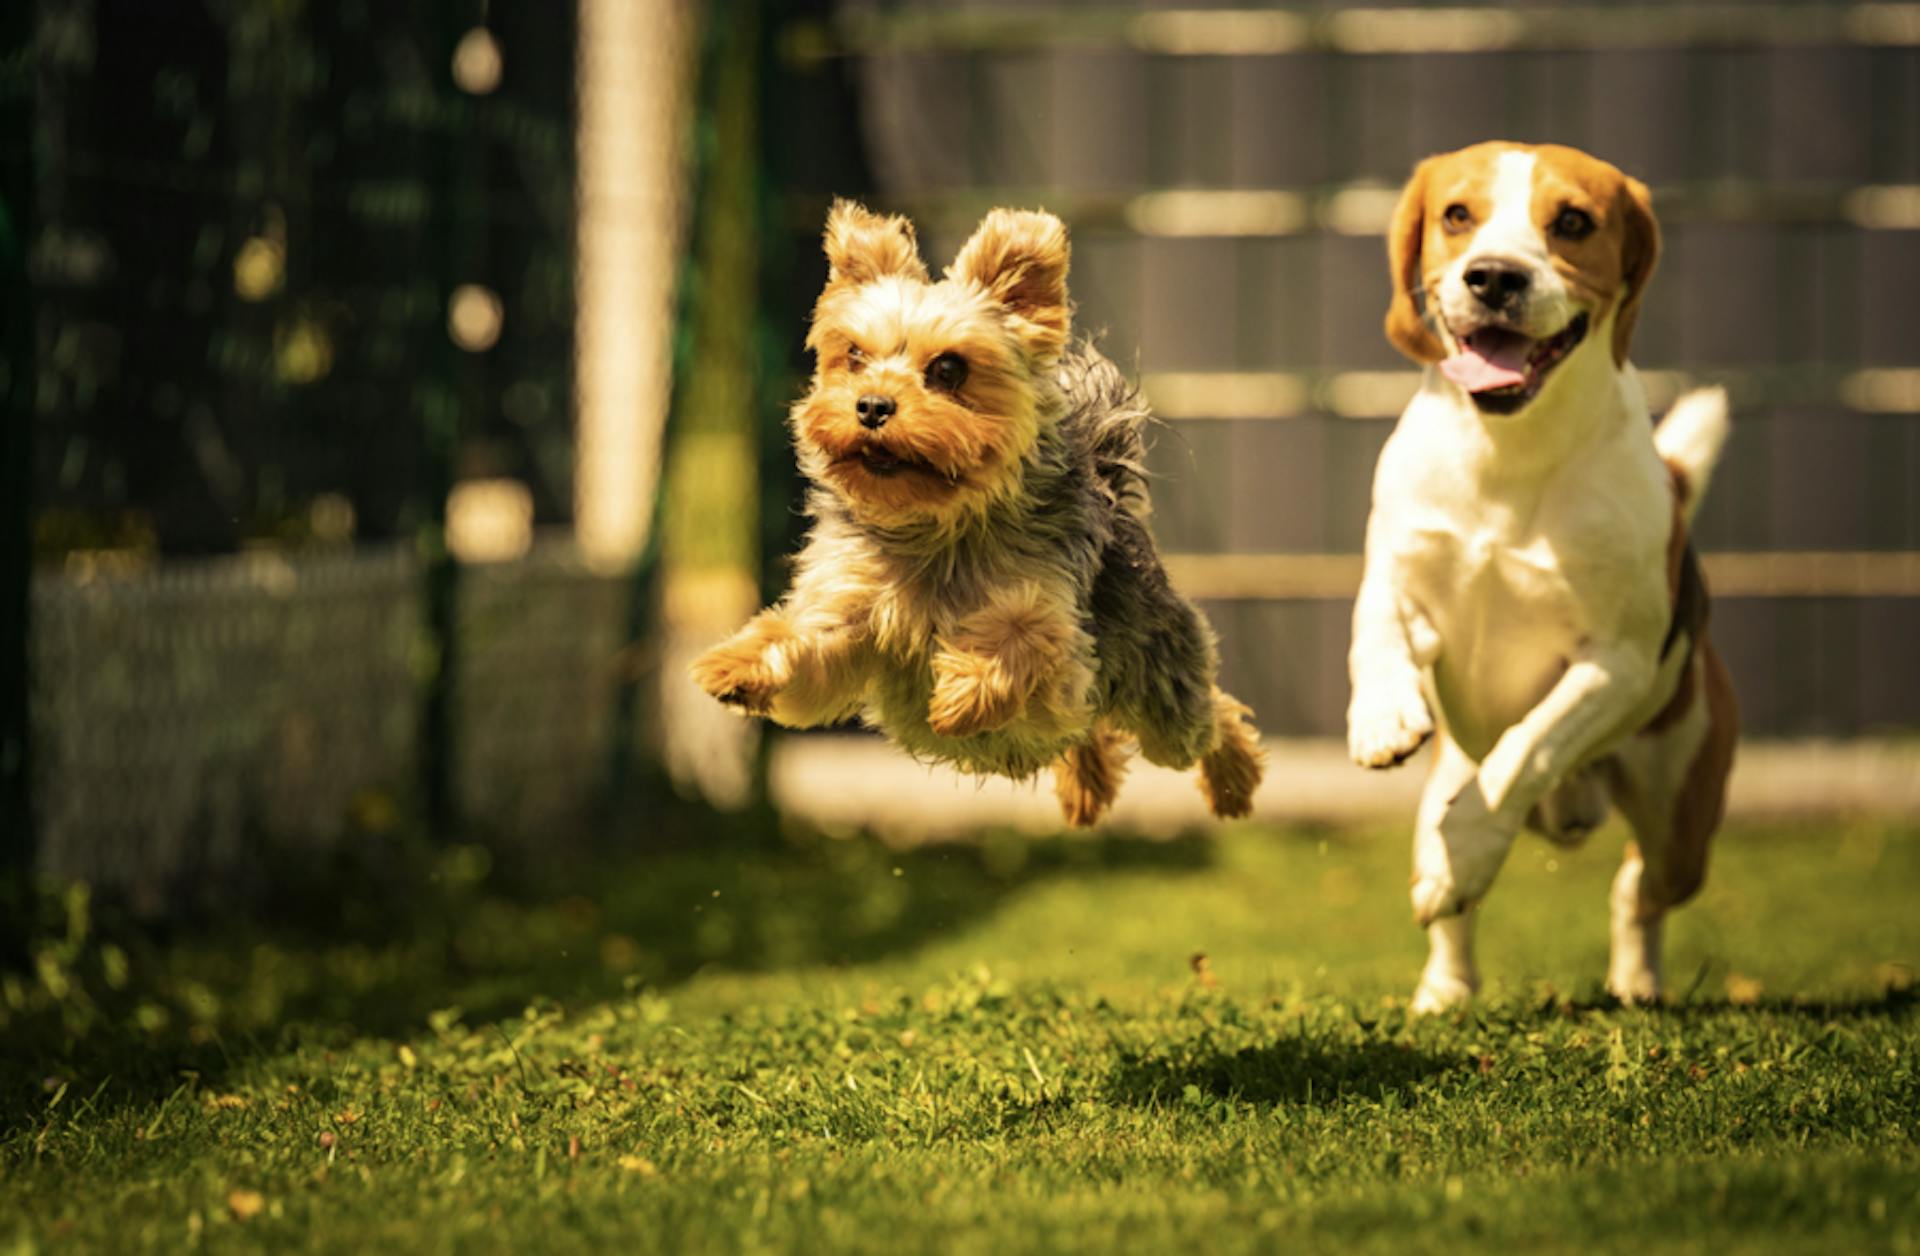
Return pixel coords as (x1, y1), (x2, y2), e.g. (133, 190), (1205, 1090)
(1349, 141), (1739, 1011)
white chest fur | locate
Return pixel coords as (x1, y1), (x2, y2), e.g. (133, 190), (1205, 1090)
(1373, 365), (1675, 760)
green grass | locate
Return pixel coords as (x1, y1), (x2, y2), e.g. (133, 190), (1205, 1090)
(3, 812), (1917, 1253)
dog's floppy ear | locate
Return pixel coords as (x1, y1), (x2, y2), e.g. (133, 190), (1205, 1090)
(1384, 159), (1446, 364)
(1611, 175), (1660, 367)
(823, 199), (927, 287)
(948, 208), (1071, 360)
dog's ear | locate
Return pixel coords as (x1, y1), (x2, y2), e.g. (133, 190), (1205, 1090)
(948, 208), (1071, 360)
(1611, 175), (1660, 366)
(823, 199), (927, 287)
(1384, 159), (1446, 364)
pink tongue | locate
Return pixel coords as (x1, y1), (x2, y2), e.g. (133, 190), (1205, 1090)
(1439, 328), (1532, 393)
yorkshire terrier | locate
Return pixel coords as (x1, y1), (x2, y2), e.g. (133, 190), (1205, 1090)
(689, 201), (1265, 826)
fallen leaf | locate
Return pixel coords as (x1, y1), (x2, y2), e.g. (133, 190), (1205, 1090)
(227, 1189), (266, 1221)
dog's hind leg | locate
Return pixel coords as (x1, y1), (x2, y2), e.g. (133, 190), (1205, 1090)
(1600, 638), (1738, 1004)
(1198, 689), (1264, 819)
(1052, 721), (1132, 828)
(1088, 514), (1220, 768)
(1083, 514), (1264, 816)
(1412, 734), (1485, 1013)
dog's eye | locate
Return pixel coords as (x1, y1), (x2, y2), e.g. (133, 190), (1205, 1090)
(1551, 207), (1596, 240)
(925, 353), (968, 393)
(845, 345), (867, 373)
(1442, 203), (1474, 232)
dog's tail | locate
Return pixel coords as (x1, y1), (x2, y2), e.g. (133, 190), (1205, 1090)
(1653, 386), (1731, 523)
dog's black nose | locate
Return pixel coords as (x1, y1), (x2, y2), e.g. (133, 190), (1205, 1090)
(856, 394), (896, 429)
(1464, 260), (1531, 310)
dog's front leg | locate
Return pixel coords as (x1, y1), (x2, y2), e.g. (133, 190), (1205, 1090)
(928, 582), (1090, 738)
(690, 584), (875, 728)
(1412, 735), (1486, 1011)
(1413, 644), (1657, 923)
(1348, 562), (1439, 768)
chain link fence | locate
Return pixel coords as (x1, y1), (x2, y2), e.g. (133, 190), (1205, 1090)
(7, 0), (708, 917)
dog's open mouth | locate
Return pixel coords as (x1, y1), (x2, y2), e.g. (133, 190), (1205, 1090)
(1439, 312), (1589, 413)
(847, 445), (946, 481)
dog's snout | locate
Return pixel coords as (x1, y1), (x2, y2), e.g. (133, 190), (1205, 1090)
(856, 394), (896, 429)
(1464, 259), (1532, 310)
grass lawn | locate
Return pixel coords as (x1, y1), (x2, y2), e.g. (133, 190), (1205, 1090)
(2, 809), (1917, 1253)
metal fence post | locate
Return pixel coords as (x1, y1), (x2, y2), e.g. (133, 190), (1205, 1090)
(418, 0), (490, 837)
(1, 0), (37, 955)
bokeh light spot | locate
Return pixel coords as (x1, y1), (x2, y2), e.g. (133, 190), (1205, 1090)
(448, 284), (504, 352)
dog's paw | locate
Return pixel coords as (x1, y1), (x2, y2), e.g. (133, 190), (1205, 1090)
(689, 640), (785, 715)
(1347, 683), (1434, 768)
(1606, 961), (1663, 1007)
(927, 651), (1021, 738)
(1410, 970), (1477, 1015)
(1054, 763), (1117, 829)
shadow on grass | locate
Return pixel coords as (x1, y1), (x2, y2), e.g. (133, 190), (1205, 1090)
(0, 801), (1218, 1127)
(1108, 1035), (1461, 1109)
(1542, 986), (1918, 1022)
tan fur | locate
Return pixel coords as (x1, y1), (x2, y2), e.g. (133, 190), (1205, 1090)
(1623, 461), (1739, 912)
(824, 201), (928, 288)
(1600, 172), (1658, 366)
(929, 582), (1092, 738)
(1668, 638), (1739, 904)
(1198, 689), (1265, 820)
(1617, 637), (1739, 912)
(797, 208), (1064, 530)
(687, 589), (875, 730)
(686, 611), (795, 717)
(947, 208), (1072, 359)
(1384, 158), (1447, 363)
(1052, 721), (1130, 828)
(1643, 463), (1698, 735)
(1663, 464), (1692, 600)
(1384, 141), (1661, 369)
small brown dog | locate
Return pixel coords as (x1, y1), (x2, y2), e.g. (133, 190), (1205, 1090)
(690, 201), (1264, 826)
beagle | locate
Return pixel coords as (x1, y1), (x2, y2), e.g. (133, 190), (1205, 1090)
(1349, 141), (1739, 1011)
